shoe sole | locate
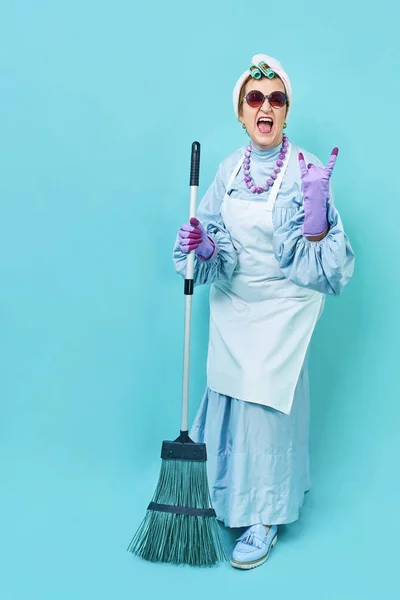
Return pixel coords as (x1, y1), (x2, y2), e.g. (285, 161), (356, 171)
(231, 534), (278, 570)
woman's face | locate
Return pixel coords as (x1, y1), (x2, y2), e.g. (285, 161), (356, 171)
(240, 76), (288, 150)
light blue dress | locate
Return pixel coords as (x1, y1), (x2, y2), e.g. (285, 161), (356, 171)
(173, 142), (355, 528)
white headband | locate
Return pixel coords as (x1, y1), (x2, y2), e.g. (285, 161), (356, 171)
(233, 53), (292, 120)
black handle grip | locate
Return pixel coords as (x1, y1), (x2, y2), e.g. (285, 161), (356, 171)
(190, 141), (201, 186)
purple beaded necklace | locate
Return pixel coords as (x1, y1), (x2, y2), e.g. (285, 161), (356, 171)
(243, 134), (289, 194)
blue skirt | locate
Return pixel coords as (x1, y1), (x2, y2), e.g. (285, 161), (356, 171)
(189, 356), (311, 528)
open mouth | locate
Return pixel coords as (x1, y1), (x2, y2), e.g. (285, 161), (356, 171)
(257, 116), (273, 134)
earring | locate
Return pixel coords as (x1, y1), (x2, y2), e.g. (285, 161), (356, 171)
(242, 123), (246, 129)
(283, 122), (287, 129)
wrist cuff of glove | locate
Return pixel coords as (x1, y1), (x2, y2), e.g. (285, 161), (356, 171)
(302, 224), (330, 237)
(302, 209), (329, 238)
(197, 236), (220, 262)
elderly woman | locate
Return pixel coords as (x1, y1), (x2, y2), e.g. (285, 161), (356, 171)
(173, 53), (355, 570)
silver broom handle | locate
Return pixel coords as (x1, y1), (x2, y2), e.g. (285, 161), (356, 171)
(181, 142), (200, 434)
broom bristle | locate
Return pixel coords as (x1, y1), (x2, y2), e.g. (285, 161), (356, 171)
(128, 459), (226, 565)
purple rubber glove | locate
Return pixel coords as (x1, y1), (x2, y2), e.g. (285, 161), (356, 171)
(298, 148), (339, 237)
(178, 217), (216, 261)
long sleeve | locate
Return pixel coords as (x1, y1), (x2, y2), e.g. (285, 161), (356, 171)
(272, 199), (355, 296)
(173, 163), (238, 285)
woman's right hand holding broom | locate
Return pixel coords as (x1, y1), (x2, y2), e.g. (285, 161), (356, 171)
(178, 218), (216, 261)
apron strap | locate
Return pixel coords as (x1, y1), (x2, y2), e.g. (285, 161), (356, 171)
(265, 143), (292, 211)
(226, 157), (244, 194)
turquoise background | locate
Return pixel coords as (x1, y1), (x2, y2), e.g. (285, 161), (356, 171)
(0, 1), (398, 599)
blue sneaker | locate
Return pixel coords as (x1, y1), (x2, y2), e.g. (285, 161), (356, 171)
(231, 524), (278, 570)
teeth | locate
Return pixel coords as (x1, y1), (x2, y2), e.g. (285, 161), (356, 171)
(258, 118), (273, 123)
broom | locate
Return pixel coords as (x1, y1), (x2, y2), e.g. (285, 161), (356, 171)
(127, 141), (226, 566)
